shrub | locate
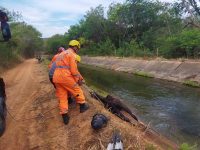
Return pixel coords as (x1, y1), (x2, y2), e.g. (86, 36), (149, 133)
(179, 143), (197, 150)
(134, 71), (154, 78)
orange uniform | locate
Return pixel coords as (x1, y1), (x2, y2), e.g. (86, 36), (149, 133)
(49, 48), (85, 114)
(48, 53), (61, 88)
(48, 53), (59, 69)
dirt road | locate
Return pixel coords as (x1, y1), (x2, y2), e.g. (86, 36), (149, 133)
(0, 59), (64, 149)
(0, 59), (108, 150)
(0, 59), (177, 150)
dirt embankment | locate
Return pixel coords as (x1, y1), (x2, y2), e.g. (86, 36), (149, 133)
(0, 59), (177, 150)
(82, 56), (200, 85)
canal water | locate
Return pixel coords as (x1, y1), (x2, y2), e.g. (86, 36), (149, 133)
(79, 64), (200, 147)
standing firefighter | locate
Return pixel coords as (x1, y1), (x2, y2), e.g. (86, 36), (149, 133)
(49, 40), (89, 124)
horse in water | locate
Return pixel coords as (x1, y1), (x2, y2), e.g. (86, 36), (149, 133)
(0, 78), (6, 137)
(90, 91), (138, 123)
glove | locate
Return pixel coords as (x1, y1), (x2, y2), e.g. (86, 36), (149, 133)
(77, 79), (84, 86)
(78, 79), (86, 86)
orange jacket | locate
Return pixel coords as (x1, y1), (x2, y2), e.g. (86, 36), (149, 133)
(48, 53), (59, 69)
(50, 48), (83, 83)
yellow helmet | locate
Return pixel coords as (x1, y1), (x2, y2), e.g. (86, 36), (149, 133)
(76, 55), (81, 63)
(69, 40), (80, 49)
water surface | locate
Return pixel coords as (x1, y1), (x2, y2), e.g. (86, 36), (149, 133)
(79, 64), (200, 146)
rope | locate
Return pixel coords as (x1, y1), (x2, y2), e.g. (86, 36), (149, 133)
(83, 84), (103, 102)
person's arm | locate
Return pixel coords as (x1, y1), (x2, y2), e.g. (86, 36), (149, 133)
(77, 71), (84, 80)
(69, 54), (82, 83)
(48, 58), (54, 69)
(48, 55), (56, 69)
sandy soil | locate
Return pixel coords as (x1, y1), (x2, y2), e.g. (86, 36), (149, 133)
(0, 59), (177, 150)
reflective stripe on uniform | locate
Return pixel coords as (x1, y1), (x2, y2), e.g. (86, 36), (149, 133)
(72, 74), (80, 76)
(56, 66), (70, 69)
(49, 51), (71, 78)
(49, 63), (70, 78)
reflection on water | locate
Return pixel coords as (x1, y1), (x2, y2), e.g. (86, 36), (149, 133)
(79, 64), (200, 146)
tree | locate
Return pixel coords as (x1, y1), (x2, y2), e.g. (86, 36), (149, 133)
(46, 0), (200, 59)
(10, 22), (43, 57)
(175, 0), (200, 28)
(0, 7), (43, 70)
(45, 34), (66, 54)
(82, 5), (106, 43)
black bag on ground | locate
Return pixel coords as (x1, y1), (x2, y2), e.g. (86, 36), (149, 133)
(91, 113), (108, 130)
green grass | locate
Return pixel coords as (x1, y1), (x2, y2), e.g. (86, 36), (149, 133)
(179, 143), (197, 150)
(42, 58), (50, 66)
(134, 71), (154, 78)
(183, 80), (200, 88)
(87, 85), (108, 97)
(41, 57), (50, 71)
(145, 144), (157, 150)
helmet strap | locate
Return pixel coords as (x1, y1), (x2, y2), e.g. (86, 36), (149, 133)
(72, 46), (79, 53)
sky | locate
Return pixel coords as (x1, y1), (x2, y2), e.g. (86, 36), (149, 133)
(1, 0), (174, 38)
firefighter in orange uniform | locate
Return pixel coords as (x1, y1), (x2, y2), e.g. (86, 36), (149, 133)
(48, 47), (65, 88)
(48, 47), (65, 69)
(49, 40), (89, 124)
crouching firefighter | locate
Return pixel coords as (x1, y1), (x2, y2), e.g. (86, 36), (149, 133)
(49, 40), (89, 125)
(48, 47), (65, 88)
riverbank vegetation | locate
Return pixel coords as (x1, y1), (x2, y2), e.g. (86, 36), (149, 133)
(0, 7), (43, 73)
(45, 0), (200, 59)
(179, 143), (197, 150)
(134, 71), (154, 78)
(1, 0), (200, 71)
(183, 80), (200, 88)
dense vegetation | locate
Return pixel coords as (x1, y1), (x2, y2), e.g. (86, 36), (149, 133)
(1, 0), (200, 72)
(0, 7), (43, 71)
(46, 0), (200, 59)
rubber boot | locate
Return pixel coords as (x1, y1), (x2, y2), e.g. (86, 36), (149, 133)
(80, 103), (89, 113)
(62, 113), (70, 125)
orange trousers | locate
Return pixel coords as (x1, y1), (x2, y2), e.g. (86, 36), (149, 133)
(54, 81), (85, 114)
